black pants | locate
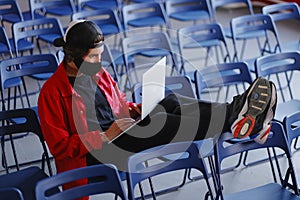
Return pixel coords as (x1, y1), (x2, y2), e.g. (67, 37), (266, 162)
(87, 93), (233, 170)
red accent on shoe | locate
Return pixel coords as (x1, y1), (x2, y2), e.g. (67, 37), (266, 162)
(233, 116), (255, 138)
(259, 126), (271, 140)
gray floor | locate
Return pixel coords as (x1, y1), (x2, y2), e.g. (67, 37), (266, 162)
(2, 1), (300, 199)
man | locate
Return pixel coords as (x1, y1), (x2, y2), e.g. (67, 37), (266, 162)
(38, 20), (277, 198)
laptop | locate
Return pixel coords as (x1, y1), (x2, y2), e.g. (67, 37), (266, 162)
(108, 57), (166, 143)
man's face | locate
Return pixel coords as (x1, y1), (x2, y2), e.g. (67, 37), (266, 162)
(82, 45), (104, 63)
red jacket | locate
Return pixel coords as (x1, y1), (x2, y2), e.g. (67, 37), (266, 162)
(38, 62), (132, 193)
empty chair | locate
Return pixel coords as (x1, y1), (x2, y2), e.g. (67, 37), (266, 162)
(0, 0), (24, 27)
(0, 54), (58, 112)
(127, 141), (213, 200)
(0, 108), (54, 200)
(255, 51), (300, 123)
(210, 0), (254, 38)
(12, 18), (64, 55)
(177, 23), (231, 76)
(121, 32), (179, 88)
(262, 2), (300, 52)
(165, 0), (212, 28)
(36, 164), (127, 200)
(214, 121), (300, 200)
(230, 14), (281, 73)
(122, 2), (168, 34)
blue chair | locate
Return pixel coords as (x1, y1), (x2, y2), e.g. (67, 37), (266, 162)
(214, 121), (300, 200)
(132, 75), (215, 193)
(0, 0), (24, 27)
(127, 141), (214, 200)
(77, 0), (122, 12)
(210, 0), (255, 38)
(284, 111), (300, 152)
(262, 2), (300, 52)
(122, 32), (179, 88)
(194, 62), (253, 171)
(43, 0), (76, 20)
(177, 23), (231, 76)
(230, 14), (282, 73)
(0, 187), (24, 200)
(255, 51), (300, 123)
(36, 164), (127, 200)
(122, 2), (168, 34)
(12, 18), (64, 55)
(0, 54), (58, 112)
(165, 0), (212, 28)
(0, 108), (54, 200)
(22, 0), (48, 20)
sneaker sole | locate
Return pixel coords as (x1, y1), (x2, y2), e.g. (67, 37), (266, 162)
(233, 78), (272, 139)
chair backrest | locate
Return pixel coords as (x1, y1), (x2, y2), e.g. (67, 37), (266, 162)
(211, 0), (254, 16)
(0, 26), (13, 57)
(122, 2), (168, 31)
(0, 0), (24, 24)
(177, 23), (231, 72)
(35, 164), (127, 200)
(42, 0), (76, 16)
(132, 75), (196, 103)
(165, 0), (212, 20)
(122, 32), (179, 85)
(0, 187), (24, 200)
(72, 8), (123, 36)
(12, 18), (64, 56)
(214, 121), (299, 198)
(231, 14), (282, 62)
(262, 2), (300, 22)
(0, 54), (58, 110)
(127, 141), (213, 200)
(0, 108), (53, 175)
(194, 62), (252, 101)
(284, 111), (300, 149)
(255, 51), (300, 102)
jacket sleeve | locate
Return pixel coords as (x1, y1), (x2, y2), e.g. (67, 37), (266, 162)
(38, 87), (103, 161)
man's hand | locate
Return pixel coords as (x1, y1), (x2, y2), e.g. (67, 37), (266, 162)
(129, 103), (142, 119)
(103, 118), (137, 142)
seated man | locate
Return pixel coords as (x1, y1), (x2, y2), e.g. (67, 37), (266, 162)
(38, 20), (277, 198)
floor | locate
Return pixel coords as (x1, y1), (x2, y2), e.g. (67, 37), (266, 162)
(1, 1), (300, 199)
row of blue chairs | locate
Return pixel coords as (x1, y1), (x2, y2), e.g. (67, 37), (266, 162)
(1, 106), (300, 200)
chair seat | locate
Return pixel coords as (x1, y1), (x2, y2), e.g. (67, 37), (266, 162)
(45, 7), (74, 16)
(128, 17), (165, 27)
(100, 24), (120, 35)
(140, 49), (169, 57)
(84, 1), (119, 10)
(9, 39), (34, 52)
(38, 33), (62, 43)
(169, 11), (210, 21)
(0, 166), (50, 200)
(2, 14), (22, 24)
(224, 183), (300, 200)
(275, 100), (300, 122)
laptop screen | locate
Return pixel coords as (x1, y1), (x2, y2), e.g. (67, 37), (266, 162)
(141, 57), (166, 120)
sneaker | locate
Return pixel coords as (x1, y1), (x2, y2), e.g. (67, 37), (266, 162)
(230, 77), (272, 139)
(253, 81), (277, 144)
